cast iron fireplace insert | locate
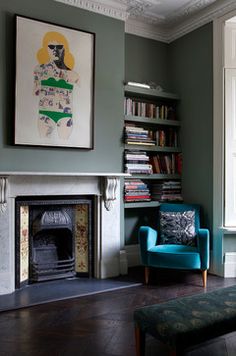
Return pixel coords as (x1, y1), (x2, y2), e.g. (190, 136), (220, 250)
(15, 195), (94, 289)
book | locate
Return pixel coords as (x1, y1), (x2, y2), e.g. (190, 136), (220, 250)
(126, 139), (156, 146)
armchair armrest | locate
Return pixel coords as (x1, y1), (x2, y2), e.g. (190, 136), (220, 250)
(138, 226), (158, 265)
(197, 228), (210, 270)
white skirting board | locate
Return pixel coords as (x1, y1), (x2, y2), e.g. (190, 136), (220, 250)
(224, 252), (236, 277)
(125, 244), (141, 267)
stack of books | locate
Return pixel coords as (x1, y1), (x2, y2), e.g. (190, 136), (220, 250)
(124, 150), (153, 174)
(124, 179), (151, 203)
(151, 181), (183, 202)
(125, 124), (156, 146)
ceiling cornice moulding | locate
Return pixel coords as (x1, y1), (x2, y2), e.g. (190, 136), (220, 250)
(55, 0), (236, 43)
(125, 19), (169, 43)
(55, 0), (129, 21)
(167, 0), (236, 43)
(164, 0), (216, 26)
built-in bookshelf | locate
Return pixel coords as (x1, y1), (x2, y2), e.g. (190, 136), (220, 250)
(123, 84), (182, 208)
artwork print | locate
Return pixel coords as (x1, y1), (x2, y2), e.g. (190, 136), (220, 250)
(15, 16), (94, 149)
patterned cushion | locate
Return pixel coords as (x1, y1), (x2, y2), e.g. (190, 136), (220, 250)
(160, 210), (196, 246)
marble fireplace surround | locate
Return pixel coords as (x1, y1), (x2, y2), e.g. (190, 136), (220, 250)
(0, 172), (127, 296)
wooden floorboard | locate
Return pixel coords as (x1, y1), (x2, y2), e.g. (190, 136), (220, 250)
(0, 267), (235, 356)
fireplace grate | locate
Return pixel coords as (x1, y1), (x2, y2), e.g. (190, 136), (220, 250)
(31, 243), (75, 282)
(31, 250), (75, 282)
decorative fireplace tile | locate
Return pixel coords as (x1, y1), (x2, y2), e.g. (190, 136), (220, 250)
(20, 205), (29, 283)
(75, 204), (89, 273)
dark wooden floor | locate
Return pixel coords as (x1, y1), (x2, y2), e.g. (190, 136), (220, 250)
(0, 267), (236, 356)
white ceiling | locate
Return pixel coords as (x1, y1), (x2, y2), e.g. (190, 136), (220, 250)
(55, 0), (236, 42)
(117, 0), (216, 26)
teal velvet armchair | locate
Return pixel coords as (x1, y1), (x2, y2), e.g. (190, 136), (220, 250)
(138, 203), (210, 287)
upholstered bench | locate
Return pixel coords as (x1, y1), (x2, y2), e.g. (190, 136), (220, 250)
(134, 284), (236, 356)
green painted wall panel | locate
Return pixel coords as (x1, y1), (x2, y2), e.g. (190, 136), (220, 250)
(0, 0), (124, 172)
(168, 24), (213, 232)
(224, 235), (236, 253)
(125, 34), (170, 91)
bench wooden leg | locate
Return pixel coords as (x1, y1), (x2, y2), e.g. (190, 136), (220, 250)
(145, 266), (150, 284)
(135, 325), (145, 356)
(202, 270), (207, 288)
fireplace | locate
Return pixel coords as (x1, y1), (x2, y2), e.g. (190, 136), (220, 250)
(0, 173), (124, 296)
(15, 195), (94, 288)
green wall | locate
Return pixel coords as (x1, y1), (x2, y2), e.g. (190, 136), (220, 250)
(168, 23), (213, 231)
(125, 34), (170, 90)
(224, 235), (236, 253)
(0, 0), (124, 172)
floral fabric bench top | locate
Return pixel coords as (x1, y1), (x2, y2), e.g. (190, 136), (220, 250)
(134, 284), (236, 353)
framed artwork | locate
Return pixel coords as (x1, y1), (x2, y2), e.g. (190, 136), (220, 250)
(15, 15), (95, 149)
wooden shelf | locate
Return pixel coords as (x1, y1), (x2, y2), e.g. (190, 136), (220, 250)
(124, 85), (179, 100)
(124, 144), (181, 152)
(124, 201), (160, 209)
(127, 174), (181, 180)
(124, 115), (180, 127)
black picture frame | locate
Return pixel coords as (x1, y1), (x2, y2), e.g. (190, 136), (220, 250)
(15, 15), (95, 149)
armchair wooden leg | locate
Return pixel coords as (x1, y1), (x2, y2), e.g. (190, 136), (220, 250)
(145, 266), (150, 284)
(202, 270), (207, 288)
(135, 325), (145, 356)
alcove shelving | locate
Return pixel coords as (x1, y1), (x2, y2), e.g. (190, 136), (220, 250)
(123, 84), (182, 210)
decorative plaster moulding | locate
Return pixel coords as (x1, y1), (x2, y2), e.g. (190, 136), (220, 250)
(167, 0), (236, 43)
(125, 18), (169, 43)
(55, 0), (236, 43)
(55, 0), (129, 21)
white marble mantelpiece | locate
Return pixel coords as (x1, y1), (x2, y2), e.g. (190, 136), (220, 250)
(0, 171), (128, 176)
(0, 172), (129, 295)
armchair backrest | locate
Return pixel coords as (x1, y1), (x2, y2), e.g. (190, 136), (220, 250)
(159, 203), (200, 232)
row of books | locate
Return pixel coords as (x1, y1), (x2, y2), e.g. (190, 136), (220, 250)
(151, 181), (183, 202)
(156, 128), (178, 147)
(124, 97), (176, 120)
(124, 179), (151, 202)
(150, 153), (182, 175)
(125, 124), (178, 147)
(124, 179), (182, 203)
(124, 150), (182, 175)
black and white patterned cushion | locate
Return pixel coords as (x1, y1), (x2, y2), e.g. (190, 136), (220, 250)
(160, 210), (196, 246)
